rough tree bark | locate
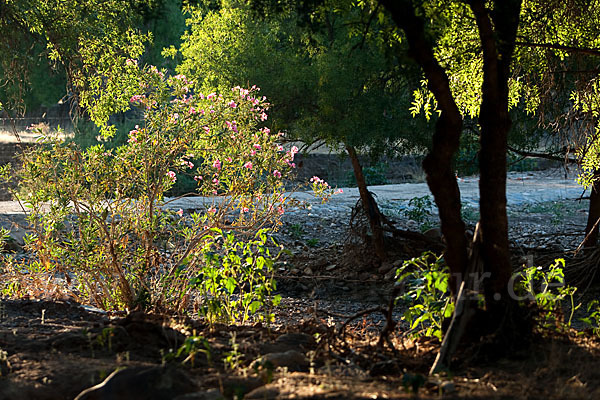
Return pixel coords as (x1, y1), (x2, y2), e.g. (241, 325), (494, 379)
(470, 0), (522, 307)
(583, 172), (600, 248)
(379, 0), (468, 293)
(346, 145), (387, 261)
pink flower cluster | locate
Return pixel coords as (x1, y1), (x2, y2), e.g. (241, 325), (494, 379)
(130, 94), (144, 103)
(166, 171), (177, 182)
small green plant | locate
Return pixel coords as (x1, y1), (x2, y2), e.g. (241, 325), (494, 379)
(581, 300), (600, 336)
(167, 333), (212, 367)
(395, 252), (454, 340)
(192, 229), (283, 324)
(223, 332), (243, 371)
(515, 259), (579, 330)
(461, 203), (479, 223)
(96, 327), (115, 352)
(404, 195), (435, 231)
(519, 201), (569, 226)
(289, 223), (305, 239)
(306, 238), (319, 247)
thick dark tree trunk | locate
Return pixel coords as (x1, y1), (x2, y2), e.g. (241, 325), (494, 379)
(380, 0), (468, 293)
(470, 0), (522, 308)
(583, 173), (600, 248)
(346, 145), (387, 261)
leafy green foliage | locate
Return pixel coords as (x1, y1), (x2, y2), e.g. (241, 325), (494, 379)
(3, 67), (293, 318)
(175, 1), (431, 159)
(345, 163), (388, 187)
(403, 195), (435, 231)
(395, 252), (454, 341)
(515, 259), (579, 330)
(581, 301), (600, 337)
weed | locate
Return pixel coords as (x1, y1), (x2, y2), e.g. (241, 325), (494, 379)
(306, 238), (319, 247)
(166, 332), (212, 367)
(96, 327), (115, 352)
(581, 301), (600, 336)
(515, 259), (579, 330)
(395, 252), (454, 340)
(517, 201), (571, 226)
(223, 332), (243, 371)
(289, 223), (305, 239)
(404, 195), (435, 231)
(461, 203), (479, 223)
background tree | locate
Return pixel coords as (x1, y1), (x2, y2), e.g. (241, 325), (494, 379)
(174, 0), (433, 260)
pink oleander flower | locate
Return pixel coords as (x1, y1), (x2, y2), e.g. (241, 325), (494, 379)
(127, 136), (137, 143)
(207, 93), (216, 100)
(244, 161), (253, 169)
(203, 126), (210, 134)
(277, 206), (285, 215)
(260, 112), (268, 121)
(273, 170), (282, 178)
(262, 127), (270, 135)
(290, 146), (299, 156)
(125, 58), (137, 66)
(276, 145), (284, 151)
(228, 100), (237, 108)
(194, 175), (203, 181)
(253, 144), (261, 150)
(241, 207), (250, 213)
(212, 178), (219, 185)
(336, 188), (344, 194)
(176, 209), (183, 217)
(166, 171), (177, 182)
(213, 160), (221, 171)
(129, 94), (143, 103)
(250, 150), (256, 156)
(207, 207), (216, 214)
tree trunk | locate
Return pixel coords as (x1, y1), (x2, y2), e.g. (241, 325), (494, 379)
(470, 0), (522, 309)
(583, 172), (600, 248)
(346, 145), (387, 261)
(380, 0), (468, 294)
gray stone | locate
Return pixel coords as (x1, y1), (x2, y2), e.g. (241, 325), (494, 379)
(254, 350), (309, 372)
(74, 366), (196, 400)
(440, 381), (455, 393)
(221, 377), (263, 399)
(244, 385), (280, 399)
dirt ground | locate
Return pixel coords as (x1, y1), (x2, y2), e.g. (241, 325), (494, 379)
(1, 195), (600, 399)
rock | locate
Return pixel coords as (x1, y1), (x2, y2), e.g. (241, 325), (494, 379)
(423, 227), (442, 240)
(172, 389), (223, 400)
(303, 267), (313, 275)
(378, 262), (393, 274)
(384, 269), (397, 280)
(74, 366), (196, 400)
(254, 350), (309, 372)
(244, 385), (280, 399)
(358, 272), (372, 281)
(325, 264), (337, 271)
(260, 332), (316, 354)
(440, 381), (455, 393)
(222, 377), (263, 399)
